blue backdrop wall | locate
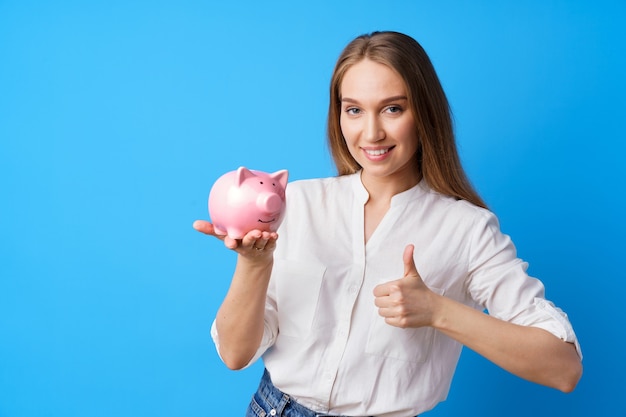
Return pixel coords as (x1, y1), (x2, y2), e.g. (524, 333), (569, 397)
(1, 1), (624, 416)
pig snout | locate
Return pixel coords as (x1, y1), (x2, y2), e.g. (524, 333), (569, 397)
(256, 193), (282, 213)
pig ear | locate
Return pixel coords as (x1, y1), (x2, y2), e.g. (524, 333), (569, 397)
(271, 170), (289, 189)
(235, 167), (255, 186)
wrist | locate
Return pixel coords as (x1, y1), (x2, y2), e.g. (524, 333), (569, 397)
(429, 292), (451, 331)
(236, 255), (274, 277)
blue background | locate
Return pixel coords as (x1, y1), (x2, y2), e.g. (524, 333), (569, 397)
(1, 1), (624, 416)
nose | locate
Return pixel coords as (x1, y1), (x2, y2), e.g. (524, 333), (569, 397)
(364, 114), (384, 142)
(257, 193), (282, 213)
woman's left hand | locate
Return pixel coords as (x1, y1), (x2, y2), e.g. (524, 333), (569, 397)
(374, 247), (582, 392)
(373, 244), (440, 328)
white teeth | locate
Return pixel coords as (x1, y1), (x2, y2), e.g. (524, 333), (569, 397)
(365, 148), (389, 156)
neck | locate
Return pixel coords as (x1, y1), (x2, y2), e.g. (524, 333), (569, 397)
(360, 168), (421, 203)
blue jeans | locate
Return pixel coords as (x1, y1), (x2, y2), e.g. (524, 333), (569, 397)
(246, 369), (355, 417)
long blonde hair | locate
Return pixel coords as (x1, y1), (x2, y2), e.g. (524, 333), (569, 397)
(327, 31), (487, 209)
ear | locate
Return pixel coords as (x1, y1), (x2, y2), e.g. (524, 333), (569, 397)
(235, 166), (255, 186)
(271, 170), (289, 189)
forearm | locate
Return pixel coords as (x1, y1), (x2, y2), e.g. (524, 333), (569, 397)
(432, 295), (582, 392)
(215, 257), (273, 370)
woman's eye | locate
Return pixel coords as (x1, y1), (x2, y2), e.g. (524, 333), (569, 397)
(386, 106), (402, 114)
(346, 108), (361, 115)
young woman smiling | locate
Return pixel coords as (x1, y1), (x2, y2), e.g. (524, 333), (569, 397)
(194, 31), (582, 417)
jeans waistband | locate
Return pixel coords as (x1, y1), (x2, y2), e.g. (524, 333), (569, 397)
(254, 369), (349, 417)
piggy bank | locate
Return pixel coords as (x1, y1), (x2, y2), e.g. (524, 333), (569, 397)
(208, 167), (289, 239)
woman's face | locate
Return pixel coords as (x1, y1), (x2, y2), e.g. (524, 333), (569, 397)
(340, 58), (420, 187)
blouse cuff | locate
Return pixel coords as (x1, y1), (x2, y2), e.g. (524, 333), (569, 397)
(510, 298), (583, 360)
(210, 319), (272, 369)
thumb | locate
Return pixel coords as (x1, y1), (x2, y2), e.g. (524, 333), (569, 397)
(193, 220), (214, 234)
(403, 244), (419, 278)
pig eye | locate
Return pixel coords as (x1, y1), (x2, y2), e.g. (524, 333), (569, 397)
(259, 181), (264, 184)
(272, 183), (275, 186)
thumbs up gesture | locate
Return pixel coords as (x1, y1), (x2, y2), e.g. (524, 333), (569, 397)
(373, 244), (440, 329)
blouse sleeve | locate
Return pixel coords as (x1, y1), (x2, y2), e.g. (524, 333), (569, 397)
(466, 210), (582, 359)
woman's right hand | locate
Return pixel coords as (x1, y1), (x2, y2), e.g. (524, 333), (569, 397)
(192, 220), (278, 262)
(193, 220), (277, 369)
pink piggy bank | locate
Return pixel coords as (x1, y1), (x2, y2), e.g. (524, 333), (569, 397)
(208, 167), (289, 239)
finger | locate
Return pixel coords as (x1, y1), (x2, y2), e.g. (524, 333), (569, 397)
(254, 231), (274, 250)
(374, 294), (393, 308)
(377, 306), (398, 320)
(193, 220), (216, 234)
(403, 244), (419, 278)
(377, 305), (390, 318)
(373, 282), (391, 298)
(251, 235), (269, 251)
(241, 230), (264, 249)
(223, 236), (240, 250)
(263, 232), (279, 250)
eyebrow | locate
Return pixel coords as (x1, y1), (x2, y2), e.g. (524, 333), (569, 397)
(341, 95), (408, 104)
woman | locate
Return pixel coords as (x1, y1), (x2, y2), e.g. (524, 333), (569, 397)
(194, 31), (582, 417)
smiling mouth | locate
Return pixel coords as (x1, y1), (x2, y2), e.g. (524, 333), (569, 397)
(258, 218), (276, 224)
(364, 146), (394, 156)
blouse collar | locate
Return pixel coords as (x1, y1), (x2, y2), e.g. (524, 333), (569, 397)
(350, 171), (428, 207)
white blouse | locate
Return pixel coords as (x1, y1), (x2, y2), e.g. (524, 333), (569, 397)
(211, 172), (581, 417)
